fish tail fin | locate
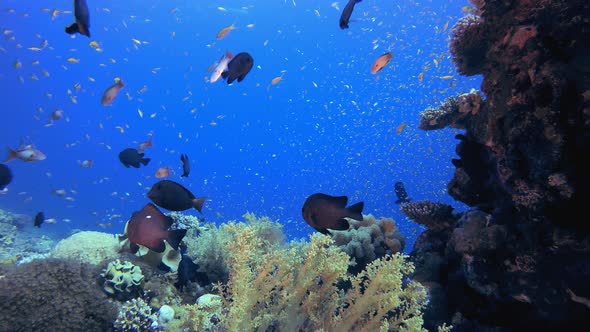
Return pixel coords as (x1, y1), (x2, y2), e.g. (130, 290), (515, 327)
(141, 158), (151, 166)
(347, 201), (364, 221)
(65, 23), (79, 35)
(167, 229), (187, 250)
(192, 197), (207, 213)
(5, 147), (17, 162)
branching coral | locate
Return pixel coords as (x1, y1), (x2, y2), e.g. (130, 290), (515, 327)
(331, 214), (405, 274)
(186, 212), (286, 284)
(0, 258), (117, 331)
(214, 222), (428, 332)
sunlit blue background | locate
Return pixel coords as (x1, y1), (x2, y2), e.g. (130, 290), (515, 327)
(0, 0), (480, 250)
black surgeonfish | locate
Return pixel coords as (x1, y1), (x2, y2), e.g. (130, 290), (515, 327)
(180, 153), (190, 177)
(147, 180), (207, 212)
(33, 212), (44, 227)
(221, 52), (254, 84)
(339, 0), (362, 29)
(118, 148), (150, 168)
(302, 193), (364, 235)
(394, 181), (412, 204)
(65, 0), (91, 37)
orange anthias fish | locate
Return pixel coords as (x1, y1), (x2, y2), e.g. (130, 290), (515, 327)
(137, 138), (153, 154)
(216, 24), (235, 40)
(155, 166), (170, 178)
(371, 52), (393, 75)
(5, 144), (46, 162)
(101, 80), (124, 106)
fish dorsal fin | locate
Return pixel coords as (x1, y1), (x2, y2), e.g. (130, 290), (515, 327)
(333, 195), (348, 207)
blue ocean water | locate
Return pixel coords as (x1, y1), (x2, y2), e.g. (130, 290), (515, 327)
(0, 0), (480, 249)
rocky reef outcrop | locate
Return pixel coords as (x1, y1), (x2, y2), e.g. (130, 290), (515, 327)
(408, 0), (590, 330)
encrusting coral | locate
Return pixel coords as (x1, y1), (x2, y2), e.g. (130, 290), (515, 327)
(0, 258), (117, 331)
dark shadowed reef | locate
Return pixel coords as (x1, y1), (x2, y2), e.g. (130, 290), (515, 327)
(404, 0), (590, 330)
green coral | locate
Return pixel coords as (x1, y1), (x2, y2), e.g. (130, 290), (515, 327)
(100, 259), (144, 300)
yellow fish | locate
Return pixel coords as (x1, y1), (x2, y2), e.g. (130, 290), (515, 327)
(271, 75), (283, 85)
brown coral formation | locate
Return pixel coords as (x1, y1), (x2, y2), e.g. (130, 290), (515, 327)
(0, 259), (118, 331)
(408, 0), (590, 330)
(330, 214), (405, 274)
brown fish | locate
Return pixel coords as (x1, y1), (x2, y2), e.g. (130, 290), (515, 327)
(302, 193), (364, 235)
(147, 180), (207, 212)
(126, 203), (187, 253)
(371, 52), (393, 74)
(101, 80), (124, 106)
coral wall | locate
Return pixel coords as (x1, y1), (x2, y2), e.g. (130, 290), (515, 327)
(406, 0), (590, 330)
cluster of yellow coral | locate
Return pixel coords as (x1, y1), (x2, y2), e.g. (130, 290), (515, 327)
(177, 213), (429, 331)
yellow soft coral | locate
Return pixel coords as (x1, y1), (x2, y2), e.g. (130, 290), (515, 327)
(216, 220), (428, 332)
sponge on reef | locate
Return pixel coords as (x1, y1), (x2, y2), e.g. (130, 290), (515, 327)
(51, 231), (121, 265)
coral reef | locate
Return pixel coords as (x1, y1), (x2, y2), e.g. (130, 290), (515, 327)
(113, 297), (159, 332)
(185, 212), (285, 284)
(0, 258), (118, 331)
(419, 89), (485, 131)
(409, 0), (590, 330)
(330, 214), (405, 274)
(101, 259), (144, 300)
(51, 231), (121, 265)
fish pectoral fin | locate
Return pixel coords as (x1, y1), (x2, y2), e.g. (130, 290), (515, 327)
(347, 201), (364, 221)
(168, 229), (188, 250)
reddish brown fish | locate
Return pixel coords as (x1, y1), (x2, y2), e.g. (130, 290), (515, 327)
(147, 180), (207, 212)
(371, 52), (393, 74)
(101, 80), (124, 106)
(126, 203), (187, 253)
(302, 193), (364, 235)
